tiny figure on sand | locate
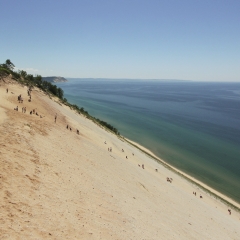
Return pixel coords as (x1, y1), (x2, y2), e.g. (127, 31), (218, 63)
(21, 107), (26, 113)
(6, 88), (8, 93)
(18, 94), (23, 103)
(55, 113), (57, 123)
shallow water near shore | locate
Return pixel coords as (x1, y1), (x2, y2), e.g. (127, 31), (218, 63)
(57, 79), (240, 203)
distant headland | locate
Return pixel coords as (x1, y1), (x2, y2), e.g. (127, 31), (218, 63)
(42, 76), (68, 83)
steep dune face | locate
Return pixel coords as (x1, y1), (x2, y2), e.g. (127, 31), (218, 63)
(0, 80), (240, 240)
(0, 108), (7, 124)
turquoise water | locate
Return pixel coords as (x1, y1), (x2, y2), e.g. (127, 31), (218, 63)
(57, 79), (240, 203)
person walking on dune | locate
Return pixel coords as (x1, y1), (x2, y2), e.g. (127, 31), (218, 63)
(55, 113), (57, 123)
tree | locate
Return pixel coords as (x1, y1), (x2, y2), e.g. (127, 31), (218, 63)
(0, 67), (11, 82)
(11, 71), (20, 81)
(57, 87), (64, 99)
(5, 59), (15, 70)
(0, 59), (14, 81)
(42, 80), (50, 91)
(27, 74), (34, 82)
(34, 75), (42, 88)
(19, 70), (27, 80)
(0, 59), (15, 71)
(49, 84), (58, 96)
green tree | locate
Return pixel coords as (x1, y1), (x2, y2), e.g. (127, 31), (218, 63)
(0, 59), (15, 71)
(42, 80), (50, 91)
(11, 71), (20, 81)
(19, 70), (27, 80)
(0, 67), (11, 81)
(27, 74), (34, 82)
(5, 59), (15, 70)
(34, 75), (42, 88)
(49, 84), (58, 96)
(57, 87), (64, 99)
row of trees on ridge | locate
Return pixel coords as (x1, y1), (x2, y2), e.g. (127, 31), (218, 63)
(0, 59), (119, 135)
(0, 59), (64, 99)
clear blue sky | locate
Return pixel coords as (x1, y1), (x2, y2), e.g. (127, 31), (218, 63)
(1, 0), (240, 81)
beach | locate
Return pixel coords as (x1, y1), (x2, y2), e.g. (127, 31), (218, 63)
(0, 78), (240, 239)
(59, 79), (240, 203)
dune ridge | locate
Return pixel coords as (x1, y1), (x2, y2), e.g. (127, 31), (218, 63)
(0, 78), (240, 240)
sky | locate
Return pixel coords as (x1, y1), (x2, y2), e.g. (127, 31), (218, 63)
(1, 0), (240, 81)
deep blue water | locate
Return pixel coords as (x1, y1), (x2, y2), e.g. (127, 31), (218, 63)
(57, 79), (240, 203)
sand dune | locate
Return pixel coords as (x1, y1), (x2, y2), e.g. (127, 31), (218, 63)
(0, 79), (240, 240)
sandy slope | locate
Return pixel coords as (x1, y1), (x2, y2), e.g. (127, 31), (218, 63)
(0, 79), (240, 240)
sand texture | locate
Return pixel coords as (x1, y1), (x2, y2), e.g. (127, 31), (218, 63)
(0, 79), (240, 240)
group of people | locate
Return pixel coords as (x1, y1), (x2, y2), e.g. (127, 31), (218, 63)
(193, 191), (203, 199)
(32, 109), (37, 114)
(138, 164), (145, 169)
(30, 108), (41, 117)
(105, 141), (113, 152)
(11, 88), (44, 118)
(108, 143), (139, 165)
(166, 177), (173, 183)
(22, 107), (27, 113)
(17, 94), (23, 103)
(15, 95), (27, 113)
(121, 148), (128, 158)
(17, 88), (32, 104)
(27, 88), (32, 102)
(66, 125), (80, 135)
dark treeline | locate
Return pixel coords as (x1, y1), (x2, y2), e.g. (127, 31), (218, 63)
(0, 59), (64, 99)
(0, 59), (119, 135)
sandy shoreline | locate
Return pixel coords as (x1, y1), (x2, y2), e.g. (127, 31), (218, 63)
(125, 138), (240, 209)
(1, 79), (240, 239)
